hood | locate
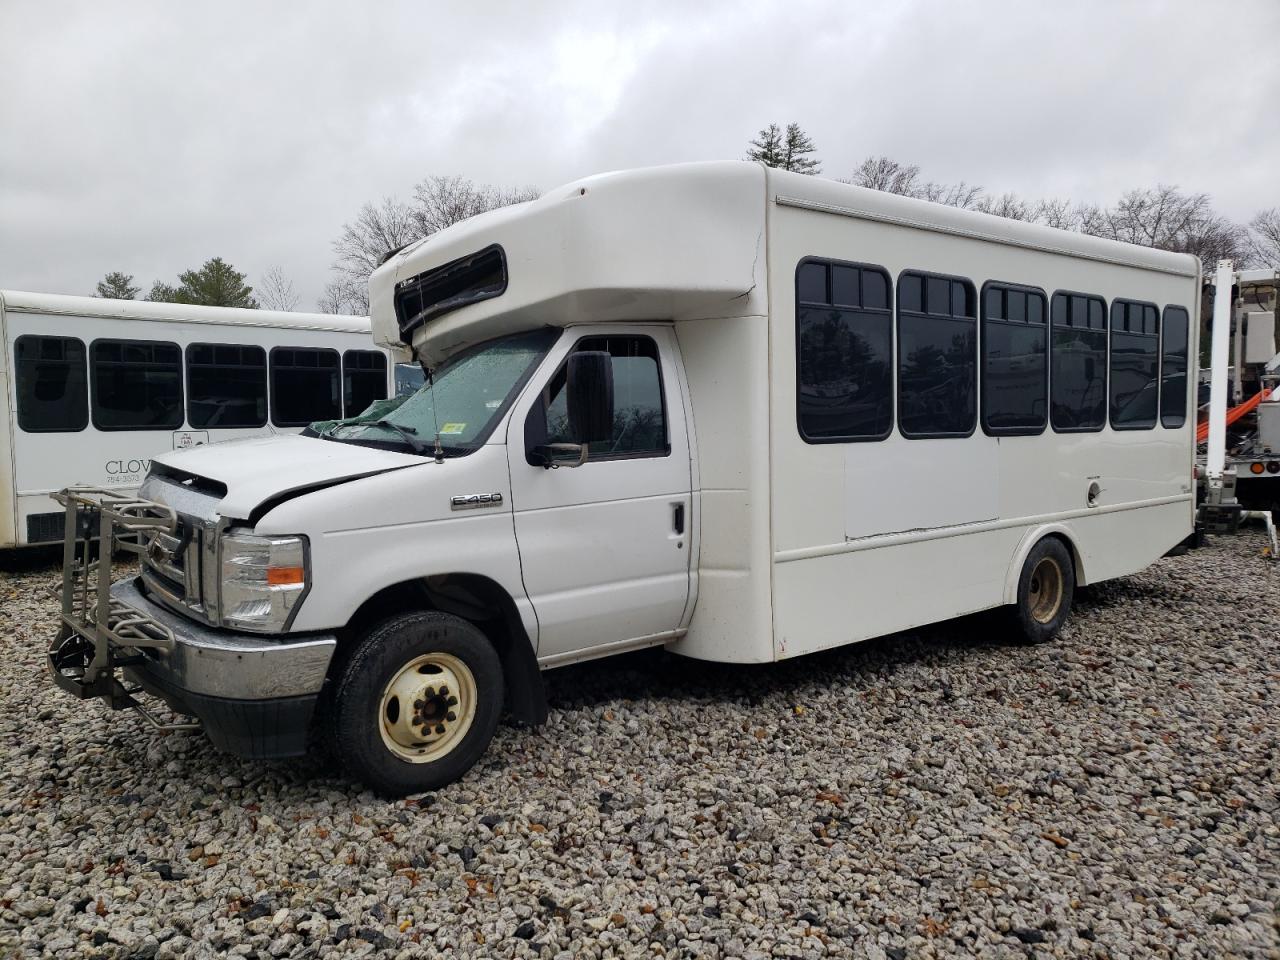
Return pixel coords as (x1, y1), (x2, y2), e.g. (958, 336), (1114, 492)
(151, 434), (425, 520)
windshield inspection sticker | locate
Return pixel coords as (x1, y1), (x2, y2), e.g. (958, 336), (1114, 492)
(439, 423), (467, 435)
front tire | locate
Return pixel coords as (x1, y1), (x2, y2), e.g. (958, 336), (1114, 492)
(330, 612), (503, 796)
(1008, 537), (1075, 644)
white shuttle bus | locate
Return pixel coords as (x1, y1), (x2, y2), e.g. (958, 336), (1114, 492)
(46, 163), (1198, 794)
(0, 292), (422, 548)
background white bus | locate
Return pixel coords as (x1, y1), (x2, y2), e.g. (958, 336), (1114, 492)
(0, 291), (423, 548)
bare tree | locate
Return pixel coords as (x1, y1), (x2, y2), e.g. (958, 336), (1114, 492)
(1249, 208), (1280, 266)
(846, 156), (922, 195)
(975, 192), (1035, 221)
(412, 176), (537, 236)
(257, 266), (299, 312)
(321, 178), (538, 315)
(845, 155), (982, 209)
(1032, 198), (1080, 230)
(1080, 185), (1250, 267)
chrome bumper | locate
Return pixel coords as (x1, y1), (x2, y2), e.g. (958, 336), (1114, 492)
(111, 577), (336, 701)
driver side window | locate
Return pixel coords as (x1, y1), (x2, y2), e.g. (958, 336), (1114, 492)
(537, 335), (669, 459)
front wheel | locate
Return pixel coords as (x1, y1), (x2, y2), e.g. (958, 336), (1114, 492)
(1007, 537), (1075, 644)
(329, 612), (503, 795)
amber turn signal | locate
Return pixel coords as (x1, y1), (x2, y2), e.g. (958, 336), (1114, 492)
(266, 566), (306, 586)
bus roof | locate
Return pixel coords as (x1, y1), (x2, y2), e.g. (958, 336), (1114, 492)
(0, 289), (370, 334)
(370, 161), (1201, 363)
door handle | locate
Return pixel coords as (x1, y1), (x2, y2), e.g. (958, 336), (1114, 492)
(672, 503), (685, 535)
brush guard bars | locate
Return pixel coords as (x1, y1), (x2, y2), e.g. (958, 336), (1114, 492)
(47, 486), (200, 732)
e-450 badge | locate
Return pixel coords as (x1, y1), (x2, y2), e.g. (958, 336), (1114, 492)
(450, 493), (504, 511)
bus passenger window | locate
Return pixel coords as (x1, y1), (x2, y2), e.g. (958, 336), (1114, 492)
(1109, 300), (1159, 430)
(1160, 306), (1189, 428)
(897, 270), (977, 438)
(343, 350), (389, 417)
(271, 347), (341, 427)
(980, 283), (1047, 436)
(14, 335), (88, 433)
(187, 343), (267, 429)
(91, 339), (183, 431)
(795, 258), (894, 442)
(1050, 292), (1107, 432)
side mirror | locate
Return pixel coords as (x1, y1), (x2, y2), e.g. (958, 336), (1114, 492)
(566, 351), (614, 444)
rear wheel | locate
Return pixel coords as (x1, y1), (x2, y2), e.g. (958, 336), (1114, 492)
(330, 612), (503, 795)
(1008, 537), (1075, 644)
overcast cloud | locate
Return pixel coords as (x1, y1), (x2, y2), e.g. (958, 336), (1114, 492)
(2, 0), (1276, 310)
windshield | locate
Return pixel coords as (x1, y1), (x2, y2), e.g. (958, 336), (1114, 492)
(314, 328), (557, 455)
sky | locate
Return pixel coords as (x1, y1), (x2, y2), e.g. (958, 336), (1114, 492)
(2, 0), (1277, 312)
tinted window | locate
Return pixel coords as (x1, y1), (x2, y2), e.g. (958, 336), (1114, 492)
(91, 339), (183, 431)
(271, 347), (340, 427)
(14, 335), (88, 432)
(186, 343), (266, 429)
(981, 283), (1047, 436)
(796, 259), (893, 441)
(1110, 299), (1159, 430)
(540, 336), (668, 457)
(1160, 306), (1189, 428)
(1050, 292), (1107, 431)
(897, 270), (977, 437)
(343, 350), (389, 417)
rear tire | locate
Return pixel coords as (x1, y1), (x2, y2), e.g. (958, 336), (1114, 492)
(1008, 537), (1075, 644)
(329, 612), (503, 796)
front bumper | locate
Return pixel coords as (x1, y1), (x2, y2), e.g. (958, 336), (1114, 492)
(100, 579), (335, 759)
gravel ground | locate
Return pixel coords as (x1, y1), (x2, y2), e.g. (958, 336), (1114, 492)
(0, 535), (1277, 959)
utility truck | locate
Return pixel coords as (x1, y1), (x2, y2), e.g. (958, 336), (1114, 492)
(47, 162), (1199, 794)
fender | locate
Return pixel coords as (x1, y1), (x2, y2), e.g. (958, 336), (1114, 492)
(1002, 524), (1087, 604)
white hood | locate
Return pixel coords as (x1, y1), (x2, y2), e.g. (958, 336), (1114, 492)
(152, 434), (425, 520)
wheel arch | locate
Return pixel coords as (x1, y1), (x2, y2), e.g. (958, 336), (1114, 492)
(332, 572), (546, 726)
(1002, 525), (1087, 605)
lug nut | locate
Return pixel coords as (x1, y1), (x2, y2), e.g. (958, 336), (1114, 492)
(435, 724), (446, 735)
(446, 711), (456, 722)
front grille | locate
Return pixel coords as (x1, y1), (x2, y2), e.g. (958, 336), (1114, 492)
(141, 519), (212, 622)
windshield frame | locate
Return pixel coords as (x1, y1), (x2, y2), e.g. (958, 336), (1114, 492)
(310, 326), (561, 458)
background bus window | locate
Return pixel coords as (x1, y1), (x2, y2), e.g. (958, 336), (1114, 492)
(343, 349), (389, 416)
(90, 339), (183, 431)
(1050, 292), (1107, 432)
(271, 347), (341, 426)
(14, 335), (88, 433)
(186, 343), (267, 428)
(1160, 306), (1189, 428)
(981, 283), (1047, 436)
(395, 362), (426, 396)
(1110, 300), (1159, 430)
(897, 271), (977, 438)
(796, 258), (893, 442)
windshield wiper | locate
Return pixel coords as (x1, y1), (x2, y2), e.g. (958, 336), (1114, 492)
(367, 419), (429, 455)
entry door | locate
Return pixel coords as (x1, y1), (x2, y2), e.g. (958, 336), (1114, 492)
(508, 328), (692, 662)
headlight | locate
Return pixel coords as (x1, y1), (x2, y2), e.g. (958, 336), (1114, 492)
(219, 530), (309, 633)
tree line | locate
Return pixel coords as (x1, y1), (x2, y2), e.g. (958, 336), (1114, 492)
(92, 258), (298, 311)
(746, 122), (1280, 269)
(95, 124), (1279, 315)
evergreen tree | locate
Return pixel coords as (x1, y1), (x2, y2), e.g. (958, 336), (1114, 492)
(746, 123), (785, 167)
(747, 122), (820, 174)
(95, 271), (140, 300)
(146, 280), (180, 303)
(145, 258), (258, 307)
(781, 123), (820, 175)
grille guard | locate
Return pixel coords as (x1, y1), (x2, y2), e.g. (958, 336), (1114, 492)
(47, 486), (200, 731)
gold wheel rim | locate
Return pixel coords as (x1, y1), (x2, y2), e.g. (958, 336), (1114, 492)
(378, 652), (477, 763)
(1028, 556), (1064, 624)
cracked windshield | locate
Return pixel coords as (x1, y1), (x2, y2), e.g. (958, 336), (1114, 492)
(318, 328), (555, 454)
